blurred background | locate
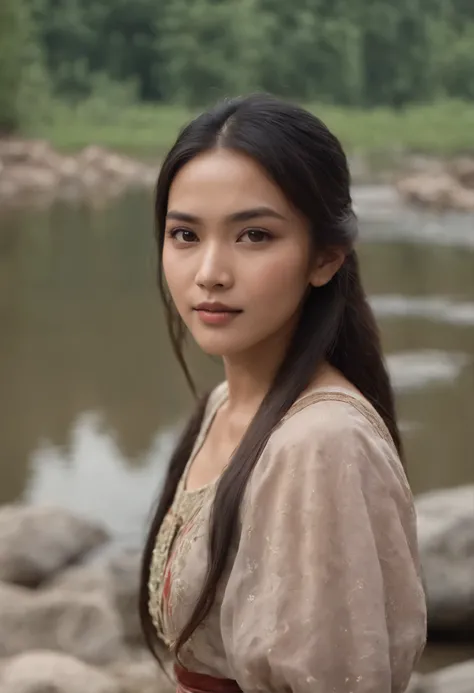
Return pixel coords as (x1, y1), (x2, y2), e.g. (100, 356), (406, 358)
(1, 0), (473, 687)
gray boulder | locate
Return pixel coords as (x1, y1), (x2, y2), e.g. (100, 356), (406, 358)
(423, 660), (474, 693)
(47, 550), (143, 646)
(0, 582), (124, 665)
(406, 672), (425, 693)
(0, 651), (120, 693)
(50, 549), (144, 645)
(416, 486), (474, 634)
(108, 550), (143, 645)
(0, 505), (109, 586)
(108, 649), (174, 693)
(48, 563), (111, 595)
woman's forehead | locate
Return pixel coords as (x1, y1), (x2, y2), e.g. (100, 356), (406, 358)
(167, 149), (295, 221)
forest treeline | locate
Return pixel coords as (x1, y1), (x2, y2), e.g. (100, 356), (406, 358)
(1, 0), (474, 133)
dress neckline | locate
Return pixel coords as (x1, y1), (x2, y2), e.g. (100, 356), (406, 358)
(181, 382), (391, 496)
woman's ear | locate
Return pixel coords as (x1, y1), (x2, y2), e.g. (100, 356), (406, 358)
(309, 248), (346, 287)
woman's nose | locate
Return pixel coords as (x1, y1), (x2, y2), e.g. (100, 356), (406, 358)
(195, 245), (234, 290)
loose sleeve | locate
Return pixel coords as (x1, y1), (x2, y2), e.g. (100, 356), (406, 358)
(220, 402), (427, 693)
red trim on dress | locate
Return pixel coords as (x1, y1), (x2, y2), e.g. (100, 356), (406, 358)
(163, 520), (242, 692)
(175, 664), (243, 693)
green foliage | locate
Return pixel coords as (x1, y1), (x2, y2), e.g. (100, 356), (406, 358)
(36, 99), (474, 157)
(28, 0), (164, 101)
(0, 0), (26, 132)
(0, 0), (33, 131)
(158, 0), (270, 106)
(4, 0), (474, 141)
(25, 0), (474, 108)
(0, 0), (51, 133)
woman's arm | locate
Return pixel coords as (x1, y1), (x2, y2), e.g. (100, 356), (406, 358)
(220, 400), (427, 693)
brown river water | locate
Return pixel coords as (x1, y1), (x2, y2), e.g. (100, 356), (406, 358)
(1, 186), (473, 671)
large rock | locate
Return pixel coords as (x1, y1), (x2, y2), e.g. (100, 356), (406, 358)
(50, 550), (144, 645)
(77, 146), (154, 184)
(0, 582), (124, 665)
(450, 157), (474, 189)
(396, 156), (474, 211)
(108, 649), (174, 693)
(406, 672), (425, 693)
(423, 660), (474, 693)
(49, 563), (111, 595)
(416, 486), (474, 635)
(108, 550), (143, 645)
(2, 165), (59, 193)
(0, 505), (109, 586)
(0, 138), (157, 207)
(0, 651), (120, 693)
(396, 172), (474, 211)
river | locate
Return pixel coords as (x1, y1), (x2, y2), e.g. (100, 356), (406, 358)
(0, 187), (473, 671)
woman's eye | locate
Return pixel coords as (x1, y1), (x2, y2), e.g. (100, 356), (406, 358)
(239, 229), (272, 243)
(170, 228), (198, 243)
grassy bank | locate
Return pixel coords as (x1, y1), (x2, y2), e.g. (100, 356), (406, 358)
(30, 99), (474, 160)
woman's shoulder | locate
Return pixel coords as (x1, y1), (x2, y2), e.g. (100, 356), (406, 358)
(286, 386), (395, 450)
(259, 386), (409, 496)
(207, 381), (396, 459)
(279, 386), (395, 450)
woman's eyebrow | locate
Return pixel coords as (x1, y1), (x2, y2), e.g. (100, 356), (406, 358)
(166, 206), (287, 223)
(166, 211), (200, 223)
(227, 207), (287, 222)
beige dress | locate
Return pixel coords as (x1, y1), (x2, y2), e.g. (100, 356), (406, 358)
(148, 383), (427, 692)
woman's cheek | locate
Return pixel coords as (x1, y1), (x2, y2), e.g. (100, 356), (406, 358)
(251, 252), (308, 300)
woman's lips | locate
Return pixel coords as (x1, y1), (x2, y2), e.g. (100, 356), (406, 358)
(194, 305), (242, 326)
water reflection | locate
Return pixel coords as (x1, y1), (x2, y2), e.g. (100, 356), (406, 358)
(24, 411), (180, 547)
(0, 187), (473, 538)
(355, 191), (474, 249)
(372, 295), (474, 326)
(387, 350), (470, 391)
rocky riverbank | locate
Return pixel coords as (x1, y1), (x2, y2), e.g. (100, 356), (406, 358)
(1, 137), (474, 212)
(0, 505), (174, 693)
(0, 486), (473, 692)
(396, 157), (474, 212)
(0, 139), (157, 209)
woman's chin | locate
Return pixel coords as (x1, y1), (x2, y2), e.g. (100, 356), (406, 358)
(192, 334), (248, 358)
(195, 342), (238, 358)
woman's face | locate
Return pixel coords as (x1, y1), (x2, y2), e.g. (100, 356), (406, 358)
(162, 148), (329, 358)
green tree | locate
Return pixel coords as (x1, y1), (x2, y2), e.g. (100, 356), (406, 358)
(29, 0), (164, 101)
(0, 0), (49, 133)
(0, 0), (30, 131)
(24, 0), (474, 109)
(158, 0), (267, 106)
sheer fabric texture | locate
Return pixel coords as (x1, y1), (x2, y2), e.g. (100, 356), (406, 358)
(148, 384), (427, 692)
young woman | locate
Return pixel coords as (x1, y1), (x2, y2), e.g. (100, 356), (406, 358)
(140, 94), (427, 693)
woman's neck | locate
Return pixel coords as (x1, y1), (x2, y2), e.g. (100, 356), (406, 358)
(223, 309), (309, 412)
(223, 351), (281, 416)
(222, 348), (349, 419)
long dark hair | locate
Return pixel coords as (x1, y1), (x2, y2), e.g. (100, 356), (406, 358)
(140, 93), (402, 660)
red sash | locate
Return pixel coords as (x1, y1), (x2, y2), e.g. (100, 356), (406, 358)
(175, 664), (242, 693)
